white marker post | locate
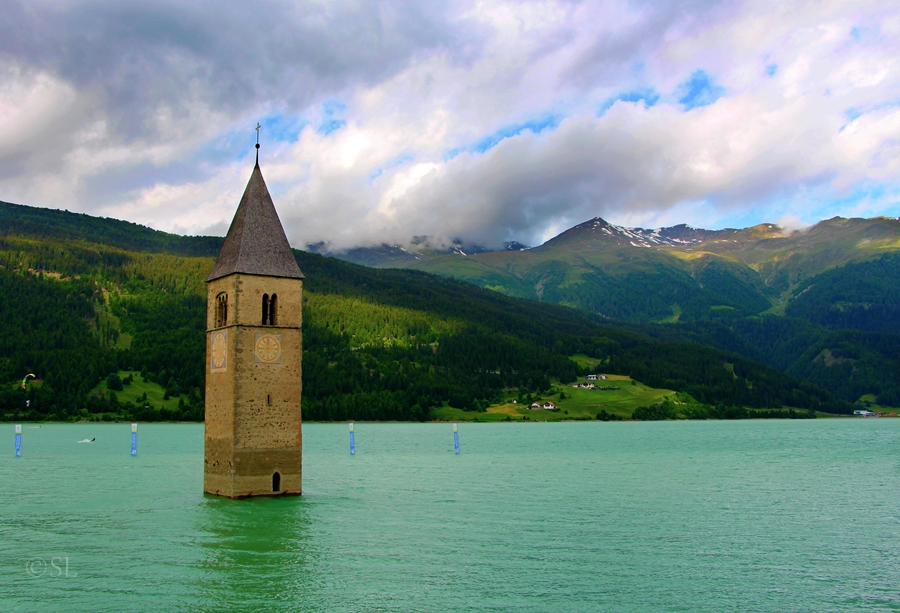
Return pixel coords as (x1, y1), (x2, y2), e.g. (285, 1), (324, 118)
(14, 424), (22, 457)
(349, 422), (355, 455)
(453, 422), (460, 454)
(130, 423), (138, 456)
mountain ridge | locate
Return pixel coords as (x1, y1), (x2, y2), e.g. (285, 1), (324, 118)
(334, 214), (900, 322)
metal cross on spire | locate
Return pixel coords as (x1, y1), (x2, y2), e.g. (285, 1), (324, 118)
(255, 122), (261, 164)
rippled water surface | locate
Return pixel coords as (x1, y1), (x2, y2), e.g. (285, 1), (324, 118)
(2, 420), (900, 612)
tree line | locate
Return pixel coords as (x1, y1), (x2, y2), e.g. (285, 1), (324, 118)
(0, 213), (872, 421)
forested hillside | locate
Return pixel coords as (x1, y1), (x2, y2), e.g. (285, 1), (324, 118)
(346, 216), (900, 326)
(785, 254), (900, 336)
(330, 214), (900, 408)
(0, 201), (857, 421)
(0, 200), (221, 256)
(637, 316), (900, 408)
(0, 270), (116, 414)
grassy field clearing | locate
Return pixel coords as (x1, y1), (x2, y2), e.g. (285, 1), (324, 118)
(433, 374), (675, 422)
(653, 304), (682, 324)
(568, 354), (606, 370)
(93, 370), (186, 412)
(856, 393), (900, 414)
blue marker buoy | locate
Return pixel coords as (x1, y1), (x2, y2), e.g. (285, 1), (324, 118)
(14, 424), (22, 457)
(131, 423), (138, 456)
(349, 422), (355, 455)
(453, 422), (460, 454)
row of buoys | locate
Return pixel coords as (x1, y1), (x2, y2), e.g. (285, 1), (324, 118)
(12, 423), (139, 456)
(348, 422), (461, 455)
(12, 422), (463, 456)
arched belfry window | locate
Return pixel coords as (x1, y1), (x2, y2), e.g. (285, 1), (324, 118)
(262, 293), (278, 325)
(215, 293), (228, 327)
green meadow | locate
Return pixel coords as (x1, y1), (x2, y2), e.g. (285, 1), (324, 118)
(568, 354), (606, 370)
(857, 394), (900, 414)
(93, 370), (187, 413)
(433, 374), (674, 422)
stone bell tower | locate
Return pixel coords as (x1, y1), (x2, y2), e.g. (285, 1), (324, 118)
(204, 157), (304, 498)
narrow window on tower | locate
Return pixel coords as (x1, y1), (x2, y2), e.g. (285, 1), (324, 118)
(262, 293), (270, 325)
(269, 294), (277, 325)
(266, 394), (271, 406)
(215, 293), (228, 327)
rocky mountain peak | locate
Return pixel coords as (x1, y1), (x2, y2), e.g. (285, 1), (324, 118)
(543, 216), (714, 249)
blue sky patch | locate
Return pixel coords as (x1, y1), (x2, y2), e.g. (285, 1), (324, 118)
(445, 115), (561, 159)
(841, 100), (900, 130)
(206, 115), (308, 163)
(599, 88), (660, 115)
(318, 100), (348, 135)
(443, 146), (466, 161)
(677, 70), (725, 110)
(814, 183), (898, 221)
(319, 119), (347, 135)
(765, 64), (777, 76)
(322, 100), (346, 114)
(471, 116), (561, 154)
(259, 114), (306, 144)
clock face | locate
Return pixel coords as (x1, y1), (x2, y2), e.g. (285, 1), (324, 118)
(255, 334), (282, 364)
(211, 331), (227, 370)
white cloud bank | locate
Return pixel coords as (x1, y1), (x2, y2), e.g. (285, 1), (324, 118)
(0, 0), (898, 249)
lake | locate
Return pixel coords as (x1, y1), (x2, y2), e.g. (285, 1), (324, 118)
(1, 420), (899, 612)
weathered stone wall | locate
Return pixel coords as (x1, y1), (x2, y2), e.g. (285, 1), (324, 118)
(204, 272), (303, 498)
(233, 327), (302, 449)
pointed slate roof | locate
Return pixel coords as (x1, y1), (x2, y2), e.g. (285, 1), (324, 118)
(207, 163), (305, 282)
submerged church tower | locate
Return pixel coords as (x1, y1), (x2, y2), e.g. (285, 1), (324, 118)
(204, 155), (305, 498)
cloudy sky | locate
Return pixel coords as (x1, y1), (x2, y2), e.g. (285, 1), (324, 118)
(1, 0), (898, 250)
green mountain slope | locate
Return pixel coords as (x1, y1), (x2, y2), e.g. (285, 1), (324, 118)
(636, 316), (900, 407)
(0, 201), (855, 420)
(785, 253), (900, 335)
(0, 200), (222, 257)
(347, 216), (900, 325)
(321, 215), (900, 408)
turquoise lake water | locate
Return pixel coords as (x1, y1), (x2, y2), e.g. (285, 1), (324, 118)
(1, 420), (899, 612)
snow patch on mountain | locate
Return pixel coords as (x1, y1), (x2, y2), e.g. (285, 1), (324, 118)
(566, 217), (711, 248)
